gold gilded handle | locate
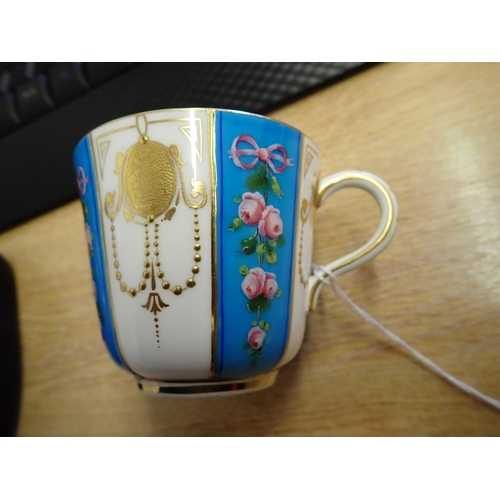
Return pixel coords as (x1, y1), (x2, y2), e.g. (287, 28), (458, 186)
(307, 170), (398, 311)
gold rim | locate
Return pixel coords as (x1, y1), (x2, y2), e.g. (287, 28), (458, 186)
(138, 372), (278, 396)
(83, 108), (318, 153)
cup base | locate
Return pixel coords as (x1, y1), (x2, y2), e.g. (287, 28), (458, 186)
(137, 371), (278, 398)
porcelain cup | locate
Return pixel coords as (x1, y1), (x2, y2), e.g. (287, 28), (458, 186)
(74, 108), (397, 397)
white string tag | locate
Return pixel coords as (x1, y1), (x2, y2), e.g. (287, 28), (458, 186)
(312, 264), (500, 411)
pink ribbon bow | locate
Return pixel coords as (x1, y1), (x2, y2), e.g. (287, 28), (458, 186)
(228, 134), (293, 173)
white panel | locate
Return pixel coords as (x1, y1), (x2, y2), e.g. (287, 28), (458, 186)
(90, 109), (213, 380)
(277, 135), (320, 368)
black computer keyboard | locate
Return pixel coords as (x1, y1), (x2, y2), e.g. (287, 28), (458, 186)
(0, 62), (375, 233)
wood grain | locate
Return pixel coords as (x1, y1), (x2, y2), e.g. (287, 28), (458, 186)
(1, 62), (499, 436)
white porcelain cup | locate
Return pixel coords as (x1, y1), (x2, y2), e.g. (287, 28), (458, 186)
(74, 108), (397, 397)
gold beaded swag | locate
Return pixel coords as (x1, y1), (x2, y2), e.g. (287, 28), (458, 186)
(103, 118), (207, 345)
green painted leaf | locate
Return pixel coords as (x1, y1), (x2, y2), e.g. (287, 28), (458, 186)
(251, 320), (257, 327)
(275, 289), (282, 298)
(239, 265), (249, 276)
(233, 217), (243, 228)
(265, 249), (278, 264)
(263, 323), (270, 331)
(271, 176), (284, 199)
(247, 294), (271, 312)
(255, 164), (266, 177)
(241, 236), (254, 247)
(259, 320), (265, 328)
(261, 177), (271, 193)
(82, 202), (89, 220)
(259, 296), (271, 311)
(247, 299), (259, 312)
(268, 240), (277, 248)
(242, 342), (250, 349)
(234, 195), (242, 203)
(256, 243), (267, 254)
(241, 237), (257, 255)
(276, 235), (286, 247)
(245, 174), (263, 191)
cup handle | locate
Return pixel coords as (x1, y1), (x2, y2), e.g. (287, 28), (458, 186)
(306, 170), (398, 311)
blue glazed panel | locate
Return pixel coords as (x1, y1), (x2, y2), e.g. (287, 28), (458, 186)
(73, 136), (126, 369)
(216, 111), (301, 379)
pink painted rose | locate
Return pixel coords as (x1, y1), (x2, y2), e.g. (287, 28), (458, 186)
(258, 205), (283, 240)
(241, 268), (279, 300)
(262, 272), (278, 299)
(238, 191), (266, 226)
(241, 267), (266, 299)
(85, 223), (93, 254)
(247, 326), (266, 349)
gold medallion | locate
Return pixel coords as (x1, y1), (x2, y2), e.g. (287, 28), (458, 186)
(123, 137), (177, 219)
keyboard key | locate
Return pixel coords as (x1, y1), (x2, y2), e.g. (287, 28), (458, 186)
(32, 62), (54, 74)
(7, 63), (30, 88)
(14, 76), (54, 121)
(0, 92), (20, 134)
(0, 71), (10, 91)
(48, 63), (88, 103)
(83, 62), (131, 85)
(0, 63), (17, 73)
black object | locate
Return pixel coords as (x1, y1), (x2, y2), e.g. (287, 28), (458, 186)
(0, 255), (21, 437)
(15, 76), (54, 121)
(0, 62), (375, 233)
(48, 63), (88, 103)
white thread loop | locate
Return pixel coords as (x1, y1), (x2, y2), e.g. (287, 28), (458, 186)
(312, 264), (500, 411)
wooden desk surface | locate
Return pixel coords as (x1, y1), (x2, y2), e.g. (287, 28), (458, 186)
(1, 62), (499, 436)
